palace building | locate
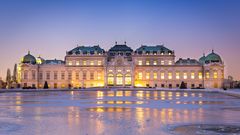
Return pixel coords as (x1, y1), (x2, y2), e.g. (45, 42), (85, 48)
(18, 42), (224, 89)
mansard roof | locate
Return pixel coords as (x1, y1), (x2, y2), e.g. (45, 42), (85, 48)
(44, 59), (65, 65)
(67, 45), (105, 55)
(135, 45), (173, 54)
(108, 44), (133, 52)
(175, 58), (201, 65)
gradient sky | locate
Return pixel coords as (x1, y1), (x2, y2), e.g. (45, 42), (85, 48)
(0, 0), (240, 80)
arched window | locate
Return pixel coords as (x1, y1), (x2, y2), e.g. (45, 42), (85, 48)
(116, 74), (123, 85)
(108, 74), (114, 85)
(125, 74), (131, 85)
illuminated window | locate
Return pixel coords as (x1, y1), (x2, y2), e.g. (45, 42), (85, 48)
(161, 52), (164, 55)
(206, 72), (210, 79)
(161, 61), (164, 65)
(183, 73), (187, 79)
(97, 72), (101, 80)
(68, 61), (72, 66)
(117, 70), (122, 72)
(116, 74), (123, 85)
(191, 72), (195, 79)
(176, 72), (180, 79)
(108, 74), (114, 85)
(168, 61), (172, 65)
(198, 72), (203, 79)
(153, 72), (158, 79)
(83, 61), (87, 65)
(109, 70), (113, 72)
(146, 72), (150, 80)
(98, 60), (102, 65)
(138, 72), (143, 80)
(90, 61), (94, 65)
(214, 72), (218, 79)
(168, 72), (172, 79)
(138, 60), (142, 65)
(146, 61), (150, 65)
(161, 73), (165, 79)
(169, 52), (172, 55)
(125, 74), (131, 85)
(76, 61), (80, 65)
(153, 61), (157, 65)
(126, 69), (130, 72)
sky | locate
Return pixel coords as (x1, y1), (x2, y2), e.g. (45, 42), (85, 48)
(0, 0), (240, 80)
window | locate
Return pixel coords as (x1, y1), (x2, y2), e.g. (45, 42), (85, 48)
(83, 72), (87, 80)
(109, 70), (113, 72)
(198, 72), (203, 79)
(97, 72), (101, 80)
(76, 72), (79, 80)
(32, 70), (36, 80)
(46, 72), (50, 80)
(76, 61), (80, 65)
(117, 70), (121, 72)
(138, 72), (143, 80)
(61, 72), (65, 80)
(161, 73), (165, 79)
(126, 69), (130, 72)
(153, 72), (158, 79)
(116, 74), (123, 85)
(153, 61), (157, 65)
(191, 72), (195, 79)
(24, 71), (28, 80)
(108, 74), (114, 85)
(68, 61), (72, 66)
(146, 72), (150, 80)
(125, 74), (131, 85)
(98, 60), (102, 65)
(138, 60), (142, 65)
(83, 60), (87, 65)
(176, 72), (180, 79)
(54, 72), (58, 80)
(206, 72), (210, 79)
(168, 72), (172, 79)
(90, 61), (94, 65)
(183, 73), (187, 79)
(161, 61), (164, 65)
(39, 72), (43, 80)
(146, 61), (150, 65)
(214, 72), (218, 79)
(168, 61), (172, 65)
(68, 72), (72, 80)
(90, 72), (94, 80)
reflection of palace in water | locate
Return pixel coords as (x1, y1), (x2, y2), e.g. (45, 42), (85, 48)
(18, 42), (224, 89)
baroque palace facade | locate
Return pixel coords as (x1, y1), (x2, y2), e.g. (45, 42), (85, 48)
(18, 42), (224, 89)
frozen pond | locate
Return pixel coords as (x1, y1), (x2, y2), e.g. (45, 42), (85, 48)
(0, 90), (240, 135)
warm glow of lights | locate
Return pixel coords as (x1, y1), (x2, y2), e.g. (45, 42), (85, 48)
(138, 72), (143, 80)
(146, 72), (150, 80)
(138, 60), (142, 65)
(198, 72), (203, 79)
(146, 61), (150, 65)
(214, 71), (218, 79)
(161, 60), (164, 65)
(168, 72), (172, 79)
(183, 73), (187, 79)
(153, 60), (157, 65)
(176, 72), (180, 79)
(206, 72), (210, 79)
(161, 73), (165, 79)
(97, 60), (102, 65)
(153, 72), (157, 79)
(168, 61), (172, 65)
(97, 91), (104, 99)
(191, 72), (195, 79)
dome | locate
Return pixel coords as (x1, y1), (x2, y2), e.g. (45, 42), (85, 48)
(205, 50), (222, 64)
(21, 51), (36, 64)
(199, 54), (206, 64)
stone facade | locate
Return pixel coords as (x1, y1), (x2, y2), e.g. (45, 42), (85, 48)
(18, 43), (224, 89)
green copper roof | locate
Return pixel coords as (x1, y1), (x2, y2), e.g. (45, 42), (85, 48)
(21, 51), (36, 64)
(68, 45), (105, 55)
(205, 50), (222, 64)
(135, 45), (173, 54)
(108, 44), (133, 52)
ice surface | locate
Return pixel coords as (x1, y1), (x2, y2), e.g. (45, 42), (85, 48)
(0, 90), (240, 135)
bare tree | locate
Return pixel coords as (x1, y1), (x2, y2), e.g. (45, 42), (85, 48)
(6, 68), (11, 89)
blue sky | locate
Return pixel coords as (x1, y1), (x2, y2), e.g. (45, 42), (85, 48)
(0, 0), (240, 80)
